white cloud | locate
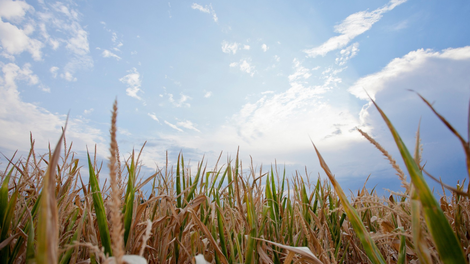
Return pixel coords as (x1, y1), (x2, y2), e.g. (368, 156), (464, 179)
(344, 46), (470, 180)
(204, 91), (212, 98)
(261, 44), (269, 52)
(243, 45), (250, 50)
(148, 113), (159, 122)
(168, 93), (191, 107)
(50, 66), (59, 78)
(304, 0), (407, 57)
(0, 62), (105, 154)
(177, 120), (201, 132)
(191, 3), (218, 22)
(164, 120), (183, 132)
(120, 68), (143, 100)
(84, 108), (93, 115)
(230, 59), (255, 77)
(38, 84), (50, 93)
(119, 128), (131, 136)
(274, 55), (280, 62)
(336, 42), (359, 66)
(349, 46), (470, 101)
(221, 41), (238, 54)
(102, 49), (121, 60)
(0, 0), (43, 61)
(288, 59), (311, 82)
(46, 2), (89, 56)
(33, 2), (93, 81)
(60, 71), (76, 82)
(191, 3), (210, 13)
(0, 0), (33, 22)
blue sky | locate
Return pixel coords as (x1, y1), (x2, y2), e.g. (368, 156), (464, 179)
(1, 0), (470, 193)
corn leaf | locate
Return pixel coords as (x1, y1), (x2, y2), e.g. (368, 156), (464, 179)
(87, 153), (113, 256)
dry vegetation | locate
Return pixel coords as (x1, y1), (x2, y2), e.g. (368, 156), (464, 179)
(1, 95), (470, 264)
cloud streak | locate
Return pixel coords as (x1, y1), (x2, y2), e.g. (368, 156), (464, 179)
(304, 0), (407, 58)
(191, 3), (218, 22)
(102, 49), (121, 60)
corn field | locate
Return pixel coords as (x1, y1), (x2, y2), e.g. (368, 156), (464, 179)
(1, 94), (469, 264)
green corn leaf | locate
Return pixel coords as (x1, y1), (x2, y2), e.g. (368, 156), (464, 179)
(26, 217), (35, 264)
(370, 96), (467, 263)
(215, 193), (228, 259)
(60, 209), (87, 264)
(245, 191), (256, 264)
(186, 158), (204, 204)
(123, 155), (136, 247)
(176, 153), (182, 209)
(87, 153), (112, 256)
(0, 169), (12, 229)
(397, 227), (406, 264)
(313, 144), (386, 264)
(227, 163), (234, 207)
(0, 187), (18, 263)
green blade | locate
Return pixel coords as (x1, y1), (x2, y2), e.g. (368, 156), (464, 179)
(123, 154), (136, 247)
(87, 153), (112, 256)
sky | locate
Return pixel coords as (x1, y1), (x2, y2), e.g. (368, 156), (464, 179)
(1, 0), (470, 194)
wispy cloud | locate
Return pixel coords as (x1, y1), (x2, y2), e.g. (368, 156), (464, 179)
(50, 66), (59, 78)
(168, 93), (191, 107)
(120, 68), (143, 100)
(177, 120), (200, 132)
(36, 1), (93, 81)
(191, 3), (218, 22)
(102, 49), (121, 60)
(304, 0), (407, 57)
(221, 41), (239, 54)
(288, 58), (311, 82)
(148, 113), (159, 122)
(164, 120), (183, 132)
(0, 62), (105, 153)
(336, 42), (359, 66)
(60, 71), (77, 82)
(261, 44), (269, 52)
(204, 90), (212, 98)
(191, 3), (210, 13)
(230, 58), (255, 76)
